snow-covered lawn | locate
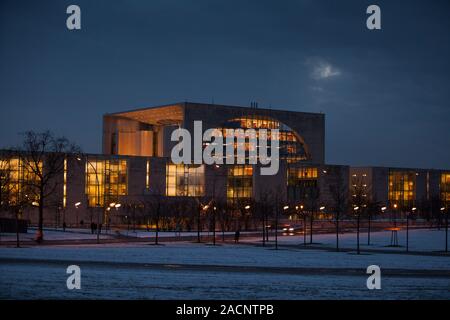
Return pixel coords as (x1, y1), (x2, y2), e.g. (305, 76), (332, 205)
(265, 228), (449, 253)
(1, 240), (449, 270)
(1, 262), (449, 300)
(1, 228), (449, 299)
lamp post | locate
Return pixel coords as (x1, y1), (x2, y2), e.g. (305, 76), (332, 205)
(393, 203), (398, 228)
(213, 205), (218, 246)
(441, 207), (448, 252)
(296, 204), (306, 245)
(407, 207), (416, 252)
(108, 202), (115, 233)
(300, 205), (306, 245)
(354, 206), (361, 253)
(199, 203), (208, 243)
(74, 202), (81, 228)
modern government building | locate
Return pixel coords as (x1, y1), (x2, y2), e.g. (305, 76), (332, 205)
(1, 102), (449, 228)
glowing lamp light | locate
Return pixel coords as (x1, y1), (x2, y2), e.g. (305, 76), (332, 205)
(319, 206), (325, 211)
(244, 205), (250, 210)
(440, 207), (445, 211)
(354, 206), (359, 211)
(32, 201), (39, 207)
(283, 206), (289, 210)
(109, 202), (116, 207)
(74, 202), (81, 208)
(393, 204), (398, 209)
(381, 206), (387, 212)
(115, 203), (121, 208)
(411, 207), (417, 212)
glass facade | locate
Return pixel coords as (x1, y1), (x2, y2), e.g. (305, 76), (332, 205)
(388, 171), (416, 207)
(85, 158), (128, 207)
(0, 157), (41, 205)
(287, 167), (318, 201)
(166, 164), (205, 197)
(227, 165), (253, 200)
(215, 115), (309, 164)
(441, 173), (450, 204)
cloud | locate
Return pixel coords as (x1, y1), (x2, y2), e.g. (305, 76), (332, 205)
(309, 59), (341, 80)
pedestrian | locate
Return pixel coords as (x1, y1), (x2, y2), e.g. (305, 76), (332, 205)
(63, 222), (67, 232)
(234, 230), (240, 243)
(90, 222), (94, 234)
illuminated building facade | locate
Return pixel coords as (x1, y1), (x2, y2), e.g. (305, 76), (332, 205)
(349, 167), (447, 213)
(0, 102), (448, 227)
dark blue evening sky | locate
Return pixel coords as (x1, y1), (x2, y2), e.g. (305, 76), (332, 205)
(1, 0), (449, 169)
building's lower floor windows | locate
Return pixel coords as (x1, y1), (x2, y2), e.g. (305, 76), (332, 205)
(85, 158), (128, 207)
(166, 164), (205, 197)
(227, 165), (253, 200)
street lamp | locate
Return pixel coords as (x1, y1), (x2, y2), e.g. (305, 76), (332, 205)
(74, 202), (81, 228)
(297, 204), (307, 245)
(392, 203), (399, 228)
(354, 206), (361, 254)
(406, 207), (417, 252)
(441, 207), (448, 252)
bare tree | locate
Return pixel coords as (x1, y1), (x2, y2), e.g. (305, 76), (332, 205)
(305, 185), (320, 245)
(255, 191), (273, 246)
(329, 170), (348, 252)
(350, 176), (370, 254)
(142, 188), (167, 245)
(215, 200), (230, 242)
(13, 131), (80, 243)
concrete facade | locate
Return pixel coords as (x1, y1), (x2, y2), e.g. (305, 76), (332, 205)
(103, 102), (325, 164)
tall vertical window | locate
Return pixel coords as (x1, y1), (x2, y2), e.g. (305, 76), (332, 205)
(85, 158), (127, 207)
(166, 164), (205, 197)
(146, 160), (150, 190)
(227, 165), (253, 200)
(388, 171), (416, 207)
(287, 167), (318, 201)
(441, 173), (450, 204)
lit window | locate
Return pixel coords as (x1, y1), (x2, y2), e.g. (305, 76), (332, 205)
(388, 171), (416, 206)
(286, 167), (318, 201)
(227, 165), (253, 201)
(166, 164), (205, 197)
(85, 158), (128, 207)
